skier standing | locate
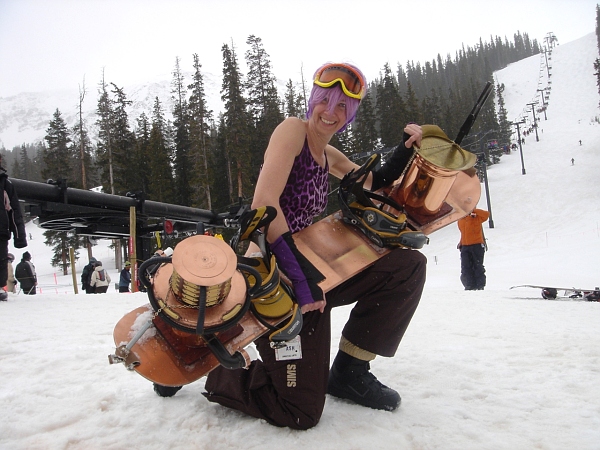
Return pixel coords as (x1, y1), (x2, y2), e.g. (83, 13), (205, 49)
(81, 257), (97, 294)
(118, 261), (131, 293)
(15, 251), (36, 295)
(457, 208), (490, 290)
(90, 261), (111, 293)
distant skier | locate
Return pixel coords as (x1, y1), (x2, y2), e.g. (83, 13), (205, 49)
(571, 158), (575, 165)
(118, 261), (132, 293)
(15, 251), (37, 295)
(81, 257), (97, 294)
(457, 208), (490, 290)
(90, 261), (111, 294)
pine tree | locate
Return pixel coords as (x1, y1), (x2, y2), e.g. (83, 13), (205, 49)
(377, 64), (407, 147)
(75, 79), (91, 189)
(405, 81), (423, 124)
(244, 35), (283, 181)
(95, 73), (115, 193)
(17, 144), (30, 179)
(42, 109), (73, 182)
(10, 155), (22, 179)
(245, 36), (281, 123)
(210, 116), (233, 211)
(69, 123), (94, 189)
(421, 87), (444, 126)
(221, 42), (252, 202)
(352, 91), (379, 156)
(147, 97), (175, 203)
(171, 57), (192, 206)
(133, 112), (151, 195)
(495, 82), (513, 154)
(31, 143), (46, 182)
(188, 53), (214, 209)
(44, 230), (82, 275)
(284, 79), (301, 118)
(109, 83), (136, 195)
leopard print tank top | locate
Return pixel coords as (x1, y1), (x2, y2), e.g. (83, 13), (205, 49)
(279, 138), (329, 233)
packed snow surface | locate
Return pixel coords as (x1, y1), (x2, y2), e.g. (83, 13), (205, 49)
(1, 33), (599, 449)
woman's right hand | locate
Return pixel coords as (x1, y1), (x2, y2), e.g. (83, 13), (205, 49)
(301, 299), (326, 314)
(404, 123), (422, 148)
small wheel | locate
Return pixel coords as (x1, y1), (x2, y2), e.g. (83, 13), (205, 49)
(153, 383), (182, 397)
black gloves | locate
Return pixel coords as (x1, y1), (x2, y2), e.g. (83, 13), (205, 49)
(370, 132), (414, 191)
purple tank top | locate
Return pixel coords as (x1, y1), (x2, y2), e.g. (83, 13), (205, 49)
(279, 138), (329, 233)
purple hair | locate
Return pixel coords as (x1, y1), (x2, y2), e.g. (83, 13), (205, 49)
(306, 63), (366, 133)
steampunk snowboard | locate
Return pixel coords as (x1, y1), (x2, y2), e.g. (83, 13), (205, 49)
(109, 126), (481, 390)
(109, 81), (490, 392)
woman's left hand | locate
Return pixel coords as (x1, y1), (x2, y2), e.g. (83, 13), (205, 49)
(404, 123), (422, 148)
(301, 299), (326, 314)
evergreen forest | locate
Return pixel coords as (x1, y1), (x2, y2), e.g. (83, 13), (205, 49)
(1, 31), (550, 219)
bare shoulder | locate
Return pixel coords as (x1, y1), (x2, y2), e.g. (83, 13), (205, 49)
(267, 117), (307, 157)
(272, 117), (306, 138)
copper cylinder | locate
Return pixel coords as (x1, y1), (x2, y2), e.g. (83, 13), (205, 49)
(392, 154), (458, 216)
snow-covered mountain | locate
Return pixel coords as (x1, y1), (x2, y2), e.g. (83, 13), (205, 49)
(0, 64), (300, 150)
(0, 70), (223, 149)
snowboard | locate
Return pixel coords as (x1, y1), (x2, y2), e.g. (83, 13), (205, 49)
(109, 164), (481, 388)
(109, 83), (491, 390)
(510, 285), (600, 300)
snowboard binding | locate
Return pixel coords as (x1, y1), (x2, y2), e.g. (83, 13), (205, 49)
(338, 153), (429, 249)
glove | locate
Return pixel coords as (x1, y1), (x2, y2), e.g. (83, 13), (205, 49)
(370, 132), (414, 191)
(269, 232), (325, 308)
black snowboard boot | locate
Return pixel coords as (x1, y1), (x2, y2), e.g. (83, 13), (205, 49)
(327, 351), (400, 411)
(153, 383), (182, 397)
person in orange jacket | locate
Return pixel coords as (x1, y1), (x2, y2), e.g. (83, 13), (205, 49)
(457, 208), (490, 290)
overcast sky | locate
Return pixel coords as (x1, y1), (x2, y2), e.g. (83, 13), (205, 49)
(0, 0), (597, 97)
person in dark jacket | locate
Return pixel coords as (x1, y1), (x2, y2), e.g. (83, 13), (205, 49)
(118, 261), (132, 293)
(15, 251), (36, 295)
(81, 257), (97, 294)
(0, 161), (27, 301)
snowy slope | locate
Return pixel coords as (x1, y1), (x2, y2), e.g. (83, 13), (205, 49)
(0, 33), (599, 450)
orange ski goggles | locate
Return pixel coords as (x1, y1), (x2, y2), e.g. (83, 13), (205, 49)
(313, 63), (366, 100)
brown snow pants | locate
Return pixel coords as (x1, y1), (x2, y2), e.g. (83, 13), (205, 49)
(203, 248), (426, 429)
